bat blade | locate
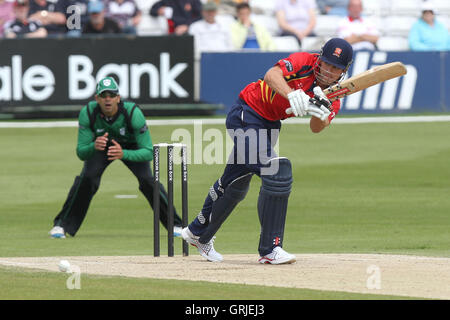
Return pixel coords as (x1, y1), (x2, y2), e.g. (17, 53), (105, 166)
(324, 62), (407, 101)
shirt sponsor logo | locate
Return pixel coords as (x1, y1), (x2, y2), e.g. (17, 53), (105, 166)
(283, 60), (293, 72)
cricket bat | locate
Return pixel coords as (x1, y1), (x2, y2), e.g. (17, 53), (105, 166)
(323, 61), (407, 102)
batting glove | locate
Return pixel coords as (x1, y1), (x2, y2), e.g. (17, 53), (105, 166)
(286, 89), (310, 117)
(313, 86), (331, 109)
(307, 105), (331, 121)
(313, 86), (330, 103)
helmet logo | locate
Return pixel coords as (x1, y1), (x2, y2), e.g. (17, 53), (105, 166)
(333, 48), (342, 58)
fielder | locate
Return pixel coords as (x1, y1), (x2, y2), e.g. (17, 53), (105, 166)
(49, 77), (183, 238)
(182, 38), (354, 264)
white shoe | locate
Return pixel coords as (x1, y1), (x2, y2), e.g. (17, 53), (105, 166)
(49, 226), (66, 239)
(173, 226), (182, 238)
(258, 246), (296, 265)
(181, 227), (223, 262)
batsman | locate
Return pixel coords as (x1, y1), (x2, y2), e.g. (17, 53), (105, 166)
(182, 38), (354, 264)
(49, 77), (183, 238)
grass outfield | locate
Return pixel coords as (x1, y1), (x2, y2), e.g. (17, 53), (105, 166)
(0, 265), (417, 300)
(0, 120), (449, 299)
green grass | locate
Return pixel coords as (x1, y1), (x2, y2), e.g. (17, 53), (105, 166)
(0, 120), (449, 299)
(0, 266), (417, 300)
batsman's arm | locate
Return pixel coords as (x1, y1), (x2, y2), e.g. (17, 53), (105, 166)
(122, 108), (153, 162)
(263, 66), (294, 98)
(309, 115), (329, 133)
(309, 97), (340, 133)
(76, 107), (96, 161)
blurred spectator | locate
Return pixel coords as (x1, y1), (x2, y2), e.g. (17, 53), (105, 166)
(189, 2), (233, 53)
(222, 0), (247, 3)
(3, 0), (47, 38)
(105, 0), (142, 35)
(0, 0), (15, 37)
(216, 0), (248, 15)
(83, 1), (122, 34)
(336, 0), (379, 50)
(150, 0), (202, 35)
(316, 0), (348, 16)
(275, 0), (317, 46)
(230, 2), (275, 51)
(28, 0), (67, 36)
(408, 1), (450, 51)
(66, 0), (90, 37)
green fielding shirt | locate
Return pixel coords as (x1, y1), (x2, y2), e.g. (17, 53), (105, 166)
(76, 101), (153, 162)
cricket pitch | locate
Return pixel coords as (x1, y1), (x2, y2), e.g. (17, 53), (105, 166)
(0, 254), (449, 299)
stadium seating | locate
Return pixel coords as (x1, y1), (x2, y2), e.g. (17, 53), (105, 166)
(366, 15), (384, 36)
(437, 15), (450, 31)
(132, 0), (443, 52)
(383, 16), (417, 37)
(136, 0), (168, 36)
(137, 16), (168, 36)
(135, 0), (156, 12)
(314, 15), (342, 37)
(301, 36), (323, 52)
(215, 14), (236, 30)
(376, 36), (410, 51)
(273, 35), (325, 52)
(273, 36), (300, 52)
(389, 0), (423, 16)
(361, 0), (380, 15)
(434, 0), (450, 14)
(249, 0), (276, 15)
(250, 14), (280, 36)
(361, 0), (390, 16)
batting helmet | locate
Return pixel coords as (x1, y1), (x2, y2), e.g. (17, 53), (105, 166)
(320, 38), (353, 71)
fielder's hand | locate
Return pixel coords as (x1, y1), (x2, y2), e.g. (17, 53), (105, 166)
(107, 139), (124, 161)
(94, 132), (109, 151)
(286, 89), (310, 117)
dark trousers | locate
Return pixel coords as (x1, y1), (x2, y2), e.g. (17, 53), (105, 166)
(53, 151), (182, 236)
(189, 99), (283, 255)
